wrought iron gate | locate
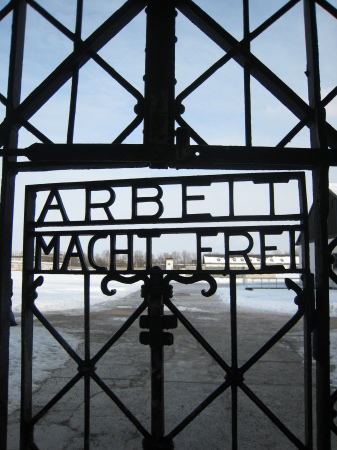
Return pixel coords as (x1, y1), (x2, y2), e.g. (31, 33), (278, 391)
(19, 171), (314, 448)
(0, 1), (336, 449)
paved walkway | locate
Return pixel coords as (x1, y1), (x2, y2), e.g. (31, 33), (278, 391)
(7, 283), (337, 449)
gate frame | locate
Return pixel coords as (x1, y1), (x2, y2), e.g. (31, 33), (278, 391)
(0, 0), (336, 448)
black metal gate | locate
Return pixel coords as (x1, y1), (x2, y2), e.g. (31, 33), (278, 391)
(1, 1), (336, 449)
(19, 171), (314, 448)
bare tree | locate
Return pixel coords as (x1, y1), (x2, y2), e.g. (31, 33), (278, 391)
(94, 249), (110, 268)
(134, 250), (145, 268)
(181, 250), (191, 267)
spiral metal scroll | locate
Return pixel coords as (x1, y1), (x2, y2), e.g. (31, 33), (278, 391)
(164, 273), (217, 297)
(101, 273), (149, 297)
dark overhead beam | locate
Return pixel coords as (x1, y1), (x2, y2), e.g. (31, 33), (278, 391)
(175, 0), (337, 149)
(0, 0), (146, 148)
(4, 143), (337, 171)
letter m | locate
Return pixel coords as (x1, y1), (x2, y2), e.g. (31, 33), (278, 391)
(35, 235), (60, 271)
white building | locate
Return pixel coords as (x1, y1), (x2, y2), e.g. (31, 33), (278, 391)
(165, 257), (174, 270)
(203, 253), (298, 271)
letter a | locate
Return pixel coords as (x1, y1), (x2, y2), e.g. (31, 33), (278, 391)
(37, 189), (69, 223)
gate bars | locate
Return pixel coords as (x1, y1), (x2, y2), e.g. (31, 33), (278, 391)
(19, 271), (314, 449)
(19, 171), (313, 448)
(0, 0), (336, 449)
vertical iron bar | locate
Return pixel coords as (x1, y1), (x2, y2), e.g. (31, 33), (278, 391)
(150, 271), (164, 440)
(243, 0), (252, 147)
(84, 273), (90, 449)
(142, 268), (174, 449)
(145, 237), (153, 270)
(303, 272), (314, 450)
(67, 69), (79, 144)
(67, 0), (83, 143)
(303, 1), (330, 448)
(143, 0), (176, 148)
(0, 1), (27, 449)
(20, 188), (36, 450)
(299, 171), (314, 449)
(230, 274), (238, 450)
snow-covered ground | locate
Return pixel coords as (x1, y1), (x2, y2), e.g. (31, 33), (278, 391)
(7, 272), (337, 414)
(9, 272), (143, 414)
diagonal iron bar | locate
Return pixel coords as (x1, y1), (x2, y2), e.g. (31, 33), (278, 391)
(91, 300), (148, 366)
(165, 297), (232, 373)
(240, 382), (306, 449)
(240, 308), (304, 375)
(112, 113), (144, 144)
(176, 0), (300, 105)
(91, 371), (151, 439)
(30, 372), (83, 426)
(316, 0), (337, 19)
(0, 1), (13, 22)
(31, 303), (83, 366)
(175, 115), (208, 145)
(167, 380), (231, 440)
(276, 118), (309, 148)
(249, 0), (301, 41)
(91, 51), (144, 102)
(176, 0), (337, 148)
(19, 119), (53, 144)
(322, 86), (337, 108)
(0, 93), (53, 143)
(0, 0), (147, 148)
(176, 51), (235, 104)
(26, 0), (75, 41)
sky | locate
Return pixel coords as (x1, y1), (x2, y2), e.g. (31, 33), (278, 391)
(0, 0), (337, 255)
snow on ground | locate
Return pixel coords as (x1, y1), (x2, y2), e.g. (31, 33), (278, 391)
(11, 272), (143, 314)
(7, 272), (337, 415)
(9, 272), (143, 415)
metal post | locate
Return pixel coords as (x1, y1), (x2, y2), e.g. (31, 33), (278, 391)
(140, 269), (175, 450)
(303, 0), (330, 448)
(84, 273), (90, 450)
(142, 4), (176, 443)
(149, 270), (165, 441)
(20, 185), (36, 449)
(230, 274), (238, 450)
(243, 0), (252, 148)
(143, 0), (176, 150)
(0, 2), (26, 449)
(299, 172), (314, 448)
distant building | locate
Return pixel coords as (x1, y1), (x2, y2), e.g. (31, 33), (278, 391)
(165, 257), (174, 270)
(11, 254), (23, 271)
(203, 253), (298, 271)
(11, 253), (62, 271)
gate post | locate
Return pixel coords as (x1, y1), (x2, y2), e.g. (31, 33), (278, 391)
(142, 3), (176, 443)
(139, 268), (175, 450)
(0, 2), (27, 449)
(143, 0), (176, 150)
(303, 1), (331, 447)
